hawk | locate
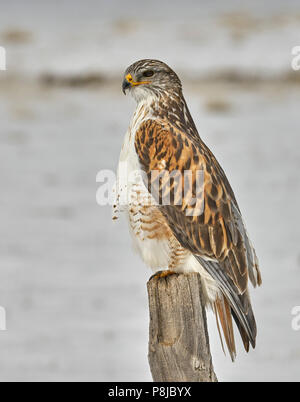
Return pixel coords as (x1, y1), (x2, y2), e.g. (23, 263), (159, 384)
(114, 59), (262, 361)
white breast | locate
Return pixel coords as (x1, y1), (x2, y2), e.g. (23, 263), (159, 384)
(114, 100), (171, 269)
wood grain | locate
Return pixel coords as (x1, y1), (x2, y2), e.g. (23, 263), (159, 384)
(147, 272), (218, 382)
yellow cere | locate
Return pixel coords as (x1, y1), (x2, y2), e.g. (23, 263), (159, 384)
(125, 73), (150, 86)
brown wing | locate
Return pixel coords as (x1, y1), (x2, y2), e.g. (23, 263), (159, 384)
(135, 119), (262, 359)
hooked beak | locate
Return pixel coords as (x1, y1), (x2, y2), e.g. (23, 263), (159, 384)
(122, 77), (131, 95)
(122, 73), (151, 95)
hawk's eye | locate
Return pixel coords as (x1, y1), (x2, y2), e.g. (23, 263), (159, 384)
(143, 70), (154, 78)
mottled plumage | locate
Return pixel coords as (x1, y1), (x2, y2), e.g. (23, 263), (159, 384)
(115, 59), (262, 360)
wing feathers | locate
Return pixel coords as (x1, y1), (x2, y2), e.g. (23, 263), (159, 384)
(196, 256), (257, 349)
(134, 118), (261, 356)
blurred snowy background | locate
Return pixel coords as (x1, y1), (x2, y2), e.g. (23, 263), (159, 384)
(0, 0), (299, 381)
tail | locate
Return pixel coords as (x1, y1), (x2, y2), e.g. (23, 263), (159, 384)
(196, 256), (257, 361)
(213, 291), (256, 361)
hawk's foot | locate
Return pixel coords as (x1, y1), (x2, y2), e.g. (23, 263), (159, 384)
(150, 270), (177, 280)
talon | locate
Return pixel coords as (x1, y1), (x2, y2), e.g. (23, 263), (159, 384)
(150, 270), (177, 280)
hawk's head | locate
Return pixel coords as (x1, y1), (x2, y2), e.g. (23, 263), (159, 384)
(122, 59), (182, 102)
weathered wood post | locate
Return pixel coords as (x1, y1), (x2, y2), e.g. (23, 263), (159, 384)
(147, 272), (218, 382)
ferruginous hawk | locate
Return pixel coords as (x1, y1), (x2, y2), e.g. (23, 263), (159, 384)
(114, 59), (262, 360)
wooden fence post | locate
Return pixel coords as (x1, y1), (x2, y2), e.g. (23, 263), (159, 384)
(147, 272), (218, 382)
